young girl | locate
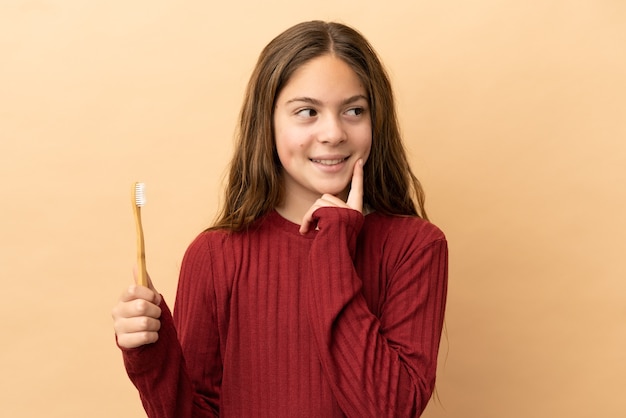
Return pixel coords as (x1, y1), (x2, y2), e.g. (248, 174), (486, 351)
(112, 20), (448, 418)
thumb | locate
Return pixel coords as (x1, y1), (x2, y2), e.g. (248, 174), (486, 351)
(132, 265), (161, 304)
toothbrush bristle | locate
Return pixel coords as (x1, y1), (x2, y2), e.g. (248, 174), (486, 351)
(135, 182), (146, 207)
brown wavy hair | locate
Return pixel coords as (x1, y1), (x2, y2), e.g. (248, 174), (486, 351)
(211, 20), (428, 231)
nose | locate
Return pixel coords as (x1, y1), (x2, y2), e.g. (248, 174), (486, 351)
(318, 114), (346, 145)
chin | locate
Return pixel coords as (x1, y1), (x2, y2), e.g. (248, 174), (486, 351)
(317, 186), (349, 199)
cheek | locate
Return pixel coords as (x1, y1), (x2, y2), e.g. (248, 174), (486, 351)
(363, 145), (372, 162)
(274, 140), (290, 168)
(274, 130), (303, 169)
(273, 120), (290, 158)
(359, 125), (373, 162)
(274, 130), (293, 158)
(276, 125), (309, 156)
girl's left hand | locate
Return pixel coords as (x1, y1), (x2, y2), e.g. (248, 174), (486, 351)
(299, 159), (363, 234)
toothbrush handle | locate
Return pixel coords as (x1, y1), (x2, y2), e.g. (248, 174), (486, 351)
(133, 197), (148, 287)
(135, 207), (148, 287)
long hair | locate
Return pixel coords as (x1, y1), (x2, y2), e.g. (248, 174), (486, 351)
(211, 21), (428, 231)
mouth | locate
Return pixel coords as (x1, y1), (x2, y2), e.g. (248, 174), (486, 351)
(309, 157), (349, 166)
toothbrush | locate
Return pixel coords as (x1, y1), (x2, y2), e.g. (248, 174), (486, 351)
(132, 182), (148, 287)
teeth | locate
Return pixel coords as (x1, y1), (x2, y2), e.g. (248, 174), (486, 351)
(311, 158), (346, 165)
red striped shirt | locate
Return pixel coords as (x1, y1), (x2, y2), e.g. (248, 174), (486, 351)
(122, 207), (448, 417)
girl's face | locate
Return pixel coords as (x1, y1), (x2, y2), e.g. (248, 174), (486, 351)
(273, 54), (372, 205)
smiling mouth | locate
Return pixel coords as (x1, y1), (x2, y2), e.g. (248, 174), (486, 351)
(310, 157), (348, 166)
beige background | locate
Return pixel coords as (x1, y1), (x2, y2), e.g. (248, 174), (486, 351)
(1, 1), (624, 417)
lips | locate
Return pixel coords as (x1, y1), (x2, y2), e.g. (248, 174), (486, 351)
(310, 157), (349, 166)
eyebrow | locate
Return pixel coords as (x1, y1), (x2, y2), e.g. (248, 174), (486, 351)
(285, 94), (369, 106)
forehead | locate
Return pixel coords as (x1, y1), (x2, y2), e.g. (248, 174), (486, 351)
(277, 54), (367, 101)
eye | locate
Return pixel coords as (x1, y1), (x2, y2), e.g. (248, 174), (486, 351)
(345, 107), (365, 117)
(296, 108), (317, 118)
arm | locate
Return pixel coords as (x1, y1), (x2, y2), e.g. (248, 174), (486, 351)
(306, 207), (448, 417)
(117, 233), (221, 417)
(121, 300), (212, 417)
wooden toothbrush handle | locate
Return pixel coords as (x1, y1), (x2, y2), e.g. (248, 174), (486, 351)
(132, 184), (148, 287)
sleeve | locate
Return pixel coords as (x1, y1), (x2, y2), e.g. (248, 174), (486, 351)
(305, 207), (448, 418)
(120, 233), (221, 418)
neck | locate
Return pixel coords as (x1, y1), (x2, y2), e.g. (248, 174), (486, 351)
(275, 192), (316, 225)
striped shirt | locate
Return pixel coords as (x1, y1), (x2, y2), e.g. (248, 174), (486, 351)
(122, 207), (448, 417)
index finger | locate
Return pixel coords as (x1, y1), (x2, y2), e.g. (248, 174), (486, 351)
(346, 159), (363, 212)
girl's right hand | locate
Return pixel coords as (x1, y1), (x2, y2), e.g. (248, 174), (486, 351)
(299, 159), (364, 234)
(112, 271), (162, 349)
